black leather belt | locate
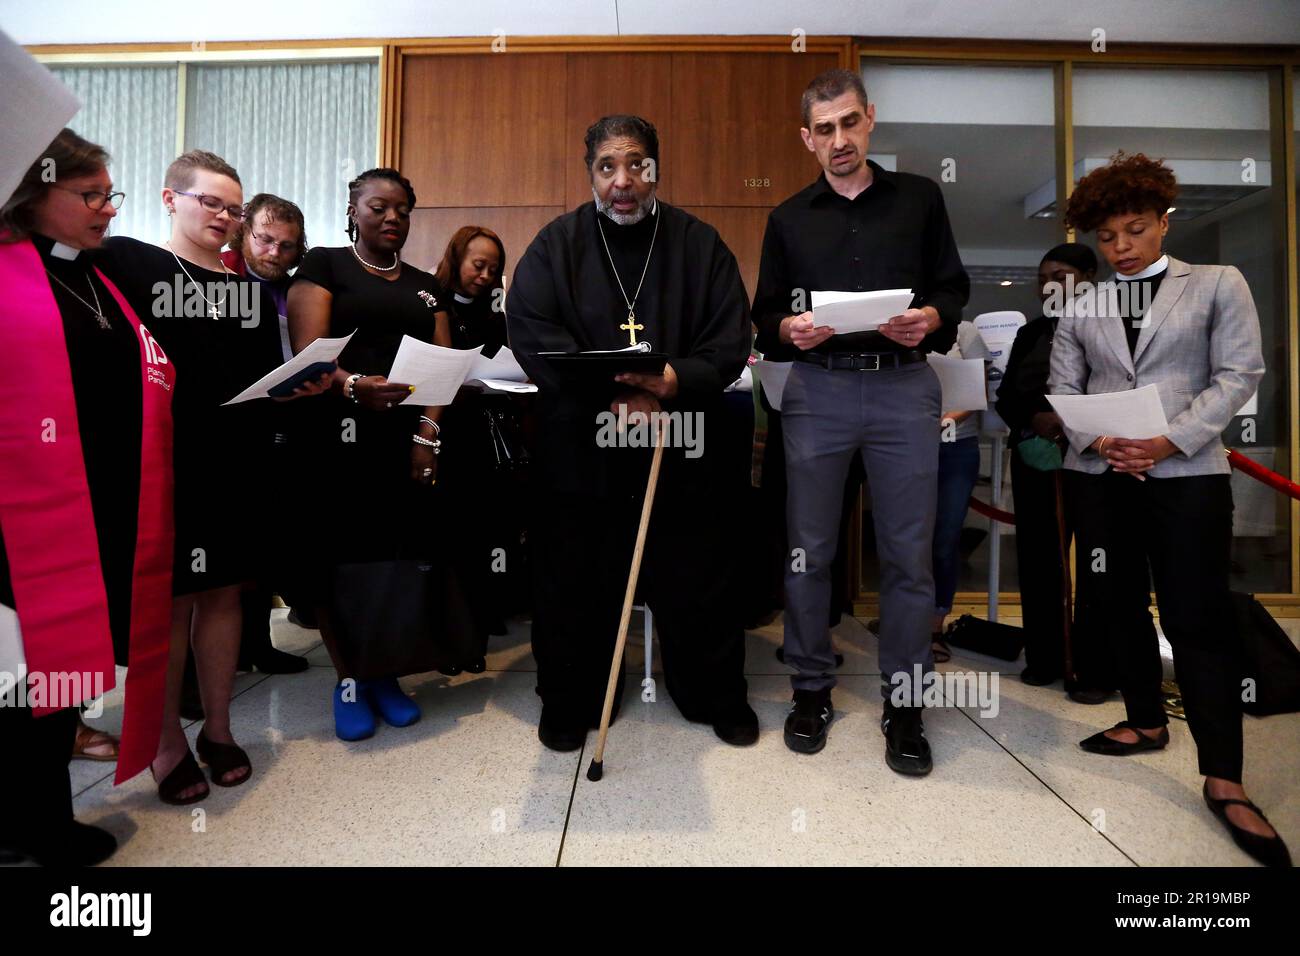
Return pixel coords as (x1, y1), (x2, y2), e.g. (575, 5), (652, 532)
(793, 349), (928, 371)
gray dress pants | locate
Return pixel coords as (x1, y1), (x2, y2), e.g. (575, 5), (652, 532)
(781, 358), (942, 696)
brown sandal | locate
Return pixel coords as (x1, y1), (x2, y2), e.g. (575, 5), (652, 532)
(152, 749), (209, 805)
(72, 720), (119, 762)
(196, 729), (252, 788)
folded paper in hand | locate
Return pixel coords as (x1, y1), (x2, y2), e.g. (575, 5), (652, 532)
(811, 289), (915, 334)
(224, 331), (355, 404)
(1047, 384), (1170, 439)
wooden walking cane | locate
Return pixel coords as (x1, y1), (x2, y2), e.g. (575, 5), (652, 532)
(1053, 469), (1077, 685)
(587, 414), (668, 782)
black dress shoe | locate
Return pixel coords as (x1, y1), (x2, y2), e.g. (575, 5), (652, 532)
(286, 606), (319, 629)
(783, 689), (832, 754)
(1079, 720), (1169, 755)
(6, 821), (117, 866)
(882, 702), (932, 776)
(464, 657), (487, 674)
(537, 705), (587, 752)
(1020, 666), (1061, 686)
(1203, 781), (1292, 868)
(712, 698), (759, 747)
(1066, 685), (1111, 705)
(239, 646), (309, 675)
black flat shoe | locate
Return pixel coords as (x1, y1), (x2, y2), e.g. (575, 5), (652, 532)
(784, 689), (832, 754)
(882, 702), (932, 776)
(537, 705), (586, 752)
(1203, 782), (1292, 868)
(1020, 666), (1061, 686)
(712, 697), (759, 747)
(1079, 720), (1169, 755)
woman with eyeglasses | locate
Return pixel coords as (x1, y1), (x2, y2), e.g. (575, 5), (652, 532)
(101, 150), (321, 805)
(0, 128), (173, 864)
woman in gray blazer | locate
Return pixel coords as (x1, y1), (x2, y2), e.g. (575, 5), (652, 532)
(1048, 152), (1288, 867)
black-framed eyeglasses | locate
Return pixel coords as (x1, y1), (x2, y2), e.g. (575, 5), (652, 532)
(52, 185), (125, 211)
(173, 190), (246, 221)
(249, 230), (299, 255)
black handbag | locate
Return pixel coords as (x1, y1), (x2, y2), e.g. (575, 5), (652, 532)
(1231, 591), (1300, 716)
(944, 614), (1026, 662)
(328, 558), (476, 681)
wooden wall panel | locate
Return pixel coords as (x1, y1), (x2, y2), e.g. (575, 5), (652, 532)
(564, 53), (674, 209)
(399, 54), (567, 207)
(667, 52), (835, 206)
(678, 206), (772, 302)
(406, 206), (564, 284)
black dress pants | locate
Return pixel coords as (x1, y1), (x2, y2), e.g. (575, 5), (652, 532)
(530, 465), (747, 725)
(0, 704), (79, 848)
(1010, 453), (1120, 686)
(1070, 469), (1243, 781)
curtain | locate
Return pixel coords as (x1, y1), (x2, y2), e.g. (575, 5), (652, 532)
(184, 59), (379, 253)
(51, 65), (178, 244)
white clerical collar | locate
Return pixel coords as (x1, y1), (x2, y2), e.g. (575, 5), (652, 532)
(50, 241), (81, 261)
(453, 292), (474, 304)
(1115, 254), (1168, 281)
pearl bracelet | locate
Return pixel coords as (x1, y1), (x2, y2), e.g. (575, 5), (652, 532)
(345, 373), (363, 403)
(412, 433), (442, 455)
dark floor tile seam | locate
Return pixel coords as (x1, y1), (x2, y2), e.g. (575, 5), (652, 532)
(949, 700), (1140, 866)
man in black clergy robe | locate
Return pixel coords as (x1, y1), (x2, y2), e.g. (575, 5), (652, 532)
(506, 114), (758, 752)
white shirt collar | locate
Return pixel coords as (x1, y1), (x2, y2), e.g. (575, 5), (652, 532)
(50, 241), (81, 261)
(1115, 254), (1169, 281)
(453, 292), (474, 304)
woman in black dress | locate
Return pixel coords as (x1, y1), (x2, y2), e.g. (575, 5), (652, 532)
(434, 226), (533, 656)
(102, 150), (305, 803)
(288, 168), (474, 741)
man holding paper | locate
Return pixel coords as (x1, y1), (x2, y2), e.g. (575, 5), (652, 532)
(507, 114), (756, 752)
(753, 69), (969, 772)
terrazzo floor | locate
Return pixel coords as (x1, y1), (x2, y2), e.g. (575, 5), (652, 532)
(54, 610), (1300, 866)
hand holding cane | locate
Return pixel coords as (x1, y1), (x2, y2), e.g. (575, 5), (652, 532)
(587, 415), (667, 782)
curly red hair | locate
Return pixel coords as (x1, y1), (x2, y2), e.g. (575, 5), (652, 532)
(1064, 151), (1178, 233)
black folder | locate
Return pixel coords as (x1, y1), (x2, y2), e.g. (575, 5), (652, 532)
(538, 349), (668, 390)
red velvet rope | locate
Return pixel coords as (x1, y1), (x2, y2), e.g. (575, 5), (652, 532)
(1226, 449), (1300, 501)
(965, 451), (1300, 525)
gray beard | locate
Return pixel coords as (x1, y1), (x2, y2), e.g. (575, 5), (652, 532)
(593, 187), (656, 226)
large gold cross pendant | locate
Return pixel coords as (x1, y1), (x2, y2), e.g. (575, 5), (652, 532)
(619, 310), (644, 345)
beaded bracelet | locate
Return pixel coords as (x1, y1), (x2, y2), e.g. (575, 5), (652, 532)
(344, 373), (363, 404)
(412, 433), (442, 455)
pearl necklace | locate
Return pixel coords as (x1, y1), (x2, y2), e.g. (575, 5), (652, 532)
(351, 242), (399, 272)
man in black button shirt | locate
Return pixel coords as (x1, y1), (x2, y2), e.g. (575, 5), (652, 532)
(753, 69), (969, 772)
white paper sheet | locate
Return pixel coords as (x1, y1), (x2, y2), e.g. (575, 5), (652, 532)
(388, 337), (484, 406)
(0, 31), (82, 207)
(466, 346), (527, 384)
(926, 353), (988, 411)
(810, 289), (914, 334)
(223, 332), (355, 405)
(1047, 384), (1170, 439)
(754, 360), (793, 411)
